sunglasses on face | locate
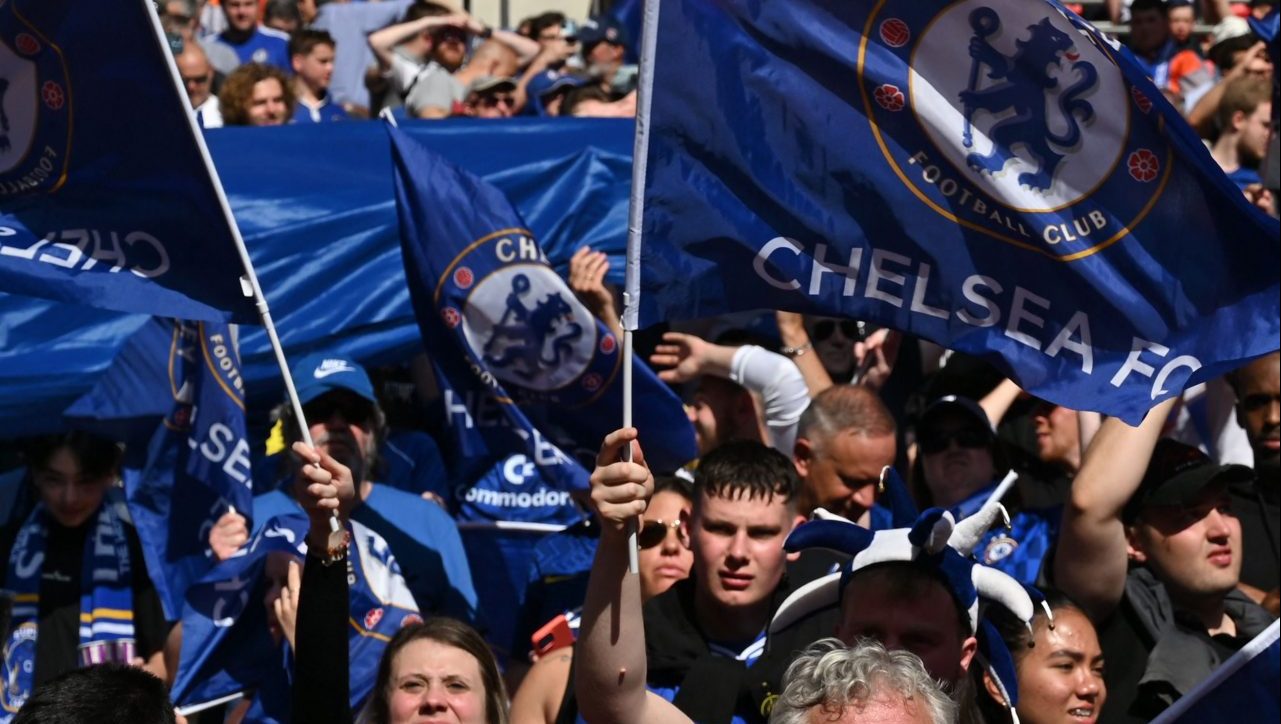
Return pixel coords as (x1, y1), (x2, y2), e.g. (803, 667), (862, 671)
(811, 319), (864, 342)
(919, 427), (990, 455)
(637, 519), (688, 550)
(302, 396), (374, 427)
(479, 94), (515, 108)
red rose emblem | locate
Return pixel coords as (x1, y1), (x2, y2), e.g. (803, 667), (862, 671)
(879, 19), (910, 48)
(441, 307), (462, 328)
(1127, 149), (1159, 183)
(363, 607), (384, 630)
(599, 334), (617, 355)
(874, 84), (905, 112)
(453, 267), (474, 289)
(41, 81), (65, 111)
(582, 373), (603, 392)
(1130, 87), (1152, 114)
(15, 33), (39, 55)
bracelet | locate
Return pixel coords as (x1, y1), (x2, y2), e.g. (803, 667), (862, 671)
(780, 342), (813, 358)
(479, 24), (494, 39)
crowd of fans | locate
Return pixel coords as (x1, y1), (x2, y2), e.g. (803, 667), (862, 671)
(1, 0), (1278, 722)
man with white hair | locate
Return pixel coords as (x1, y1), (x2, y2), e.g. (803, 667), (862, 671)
(770, 638), (957, 724)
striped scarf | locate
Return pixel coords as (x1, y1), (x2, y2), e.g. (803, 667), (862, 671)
(1, 502), (136, 722)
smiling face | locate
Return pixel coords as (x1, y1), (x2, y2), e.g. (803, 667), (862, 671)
(33, 446), (114, 528)
(247, 78), (289, 126)
(1009, 607), (1106, 724)
(386, 639), (488, 724)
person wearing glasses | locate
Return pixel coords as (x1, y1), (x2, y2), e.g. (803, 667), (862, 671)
(461, 76), (518, 119)
(509, 475), (694, 724)
(206, 353), (478, 623)
(912, 395), (1058, 586)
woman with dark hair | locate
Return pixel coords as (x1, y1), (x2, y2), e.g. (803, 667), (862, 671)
(365, 618), (508, 724)
(979, 590), (1107, 724)
(0, 432), (168, 716)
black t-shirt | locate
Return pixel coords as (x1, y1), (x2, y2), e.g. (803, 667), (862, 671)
(1230, 478), (1280, 593)
(0, 515), (169, 687)
(1095, 593), (1157, 724)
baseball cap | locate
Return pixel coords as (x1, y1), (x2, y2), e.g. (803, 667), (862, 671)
(292, 352), (376, 406)
(919, 395), (996, 437)
(466, 75), (517, 97)
(1122, 439), (1254, 523)
(528, 70), (588, 100)
(577, 16), (626, 55)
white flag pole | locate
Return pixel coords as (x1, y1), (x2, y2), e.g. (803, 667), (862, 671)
(620, 0), (663, 575)
(143, 0), (338, 535)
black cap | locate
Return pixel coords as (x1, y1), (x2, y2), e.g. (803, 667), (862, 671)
(1123, 439), (1254, 523)
(919, 395), (996, 437)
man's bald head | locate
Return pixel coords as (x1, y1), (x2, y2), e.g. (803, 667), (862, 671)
(176, 43), (214, 108)
(469, 39), (519, 78)
(794, 385), (897, 520)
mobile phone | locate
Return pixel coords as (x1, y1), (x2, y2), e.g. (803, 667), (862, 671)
(531, 614), (575, 658)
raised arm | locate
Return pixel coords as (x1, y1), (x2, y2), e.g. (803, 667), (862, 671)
(728, 345), (810, 454)
(776, 311), (834, 397)
(575, 428), (691, 724)
(367, 13), (466, 72)
(291, 441), (357, 724)
(1055, 399), (1174, 623)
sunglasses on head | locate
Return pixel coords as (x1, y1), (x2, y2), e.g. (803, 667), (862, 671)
(811, 319), (863, 342)
(302, 395), (374, 427)
(637, 518), (687, 550)
(919, 427), (990, 455)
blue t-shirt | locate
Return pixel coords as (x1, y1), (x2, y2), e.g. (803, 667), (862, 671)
(292, 97), (349, 124)
(1226, 166), (1262, 192)
(216, 26), (291, 71)
(381, 429), (448, 498)
(950, 484), (1059, 586)
(513, 516), (599, 658)
(251, 485), (478, 621)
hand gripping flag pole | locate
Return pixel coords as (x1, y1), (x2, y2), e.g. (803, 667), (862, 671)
(620, 0), (664, 575)
(142, 0), (342, 541)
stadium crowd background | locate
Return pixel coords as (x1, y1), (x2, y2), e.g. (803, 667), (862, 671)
(0, 0), (1277, 722)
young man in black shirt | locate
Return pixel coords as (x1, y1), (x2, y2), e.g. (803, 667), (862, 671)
(0, 432), (168, 711)
(1055, 400), (1275, 723)
(1226, 352), (1280, 595)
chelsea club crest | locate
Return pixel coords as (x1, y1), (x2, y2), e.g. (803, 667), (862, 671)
(860, 0), (1170, 260)
(0, 0), (71, 197)
(438, 229), (620, 406)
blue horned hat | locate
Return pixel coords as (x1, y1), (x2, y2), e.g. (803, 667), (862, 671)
(772, 467), (1045, 718)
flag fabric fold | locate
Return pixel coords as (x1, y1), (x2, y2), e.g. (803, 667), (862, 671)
(636, 0), (1280, 423)
(0, 0), (255, 321)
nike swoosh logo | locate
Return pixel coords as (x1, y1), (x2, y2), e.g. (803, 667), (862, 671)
(314, 366), (354, 379)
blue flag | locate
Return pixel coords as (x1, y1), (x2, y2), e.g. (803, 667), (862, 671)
(66, 318), (254, 620)
(387, 124), (697, 524)
(173, 515), (420, 717)
(0, 0), (255, 322)
(1153, 621), (1280, 723)
(637, 0), (1280, 424)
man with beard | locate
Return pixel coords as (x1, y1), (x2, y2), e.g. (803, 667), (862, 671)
(207, 353), (477, 622)
(1226, 352), (1280, 595)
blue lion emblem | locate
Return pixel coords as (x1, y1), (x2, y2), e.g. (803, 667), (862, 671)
(959, 8), (1098, 191)
(482, 273), (584, 380)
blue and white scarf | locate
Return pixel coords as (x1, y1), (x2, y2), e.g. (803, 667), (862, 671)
(1, 502), (136, 721)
